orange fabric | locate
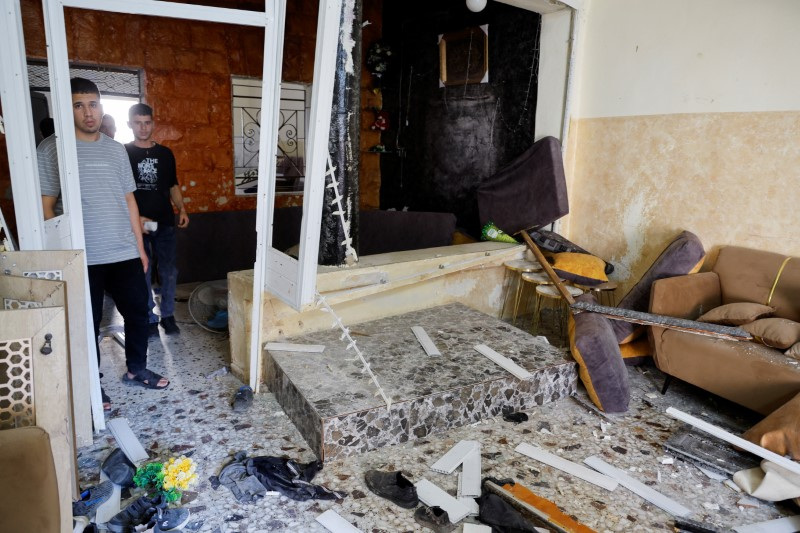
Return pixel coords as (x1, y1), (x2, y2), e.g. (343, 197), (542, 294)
(568, 314), (603, 410)
(502, 483), (596, 533)
(619, 337), (651, 359)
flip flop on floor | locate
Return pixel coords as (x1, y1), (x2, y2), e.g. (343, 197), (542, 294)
(122, 368), (170, 390)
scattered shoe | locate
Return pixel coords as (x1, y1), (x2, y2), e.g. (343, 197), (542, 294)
(72, 480), (114, 518)
(232, 385), (253, 412)
(160, 316), (180, 335)
(107, 494), (164, 533)
(152, 506), (191, 532)
(149, 323), (160, 337)
(364, 470), (419, 509)
(122, 368), (170, 390)
(101, 448), (136, 488)
(502, 411), (528, 424)
(414, 505), (455, 532)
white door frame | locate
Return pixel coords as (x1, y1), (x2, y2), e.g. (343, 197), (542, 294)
(2, 0), (341, 427)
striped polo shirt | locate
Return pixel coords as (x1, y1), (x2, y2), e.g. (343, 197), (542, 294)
(38, 134), (140, 266)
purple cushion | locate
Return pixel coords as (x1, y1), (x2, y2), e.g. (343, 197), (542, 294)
(569, 294), (630, 413)
(612, 231), (705, 343)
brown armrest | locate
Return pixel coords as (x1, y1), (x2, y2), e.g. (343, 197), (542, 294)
(649, 272), (722, 320)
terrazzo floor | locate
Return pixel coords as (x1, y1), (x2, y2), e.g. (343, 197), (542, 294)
(79, 286), (799, 532)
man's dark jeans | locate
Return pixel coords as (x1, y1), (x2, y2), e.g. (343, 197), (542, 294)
(88, 258), (149, 374)
(143, 225), (178, 323)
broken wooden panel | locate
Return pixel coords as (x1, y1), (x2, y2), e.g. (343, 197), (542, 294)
(0, 306), (74, 531)
(0, 250), (94, 446)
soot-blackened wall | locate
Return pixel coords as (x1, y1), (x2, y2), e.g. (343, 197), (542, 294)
(379, 0), (541, 236)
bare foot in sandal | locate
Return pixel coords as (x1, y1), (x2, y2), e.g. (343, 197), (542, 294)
(123, 368), (170, 389)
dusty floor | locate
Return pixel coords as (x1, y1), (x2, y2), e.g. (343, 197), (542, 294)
(79, 288), (798, 532)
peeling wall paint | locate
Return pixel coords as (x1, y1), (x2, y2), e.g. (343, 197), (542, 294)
(340, 0), (358, 75)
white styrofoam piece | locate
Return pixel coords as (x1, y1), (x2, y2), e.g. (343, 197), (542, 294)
(315, 509), (364, 533)
(412, 326), (441, 356)
(415, 479), (471, 524)
(459, 448), (482, 498)
(733, 515), (800, 533)
(463, 524), (492, 533)
(459, 496), (479, 517)
(474, 344), (533, 380)
(106, 417), (149, 465)
(515, 443), (618, 491)
(666, 407), (800, 477)
(584, 456), (692, 517)
(431, 440), (480, 474)
(264, 342), (325, 353)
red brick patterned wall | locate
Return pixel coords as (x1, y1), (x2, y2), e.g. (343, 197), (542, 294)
(5, 0), (325, 219)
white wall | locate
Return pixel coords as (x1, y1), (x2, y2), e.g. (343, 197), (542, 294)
(576, 0), (800, 118)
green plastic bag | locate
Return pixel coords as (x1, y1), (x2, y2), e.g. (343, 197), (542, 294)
(481, 222), (518, 243)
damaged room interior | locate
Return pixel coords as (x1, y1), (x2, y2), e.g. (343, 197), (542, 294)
(1, 0), (800, 532)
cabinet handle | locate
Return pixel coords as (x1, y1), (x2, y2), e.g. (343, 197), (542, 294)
(40, 333), (53, 355)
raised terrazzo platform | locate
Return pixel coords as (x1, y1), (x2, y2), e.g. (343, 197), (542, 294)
(264, 303), (578, 461)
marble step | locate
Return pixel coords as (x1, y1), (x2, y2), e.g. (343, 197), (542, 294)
(264, 303), (577, 461)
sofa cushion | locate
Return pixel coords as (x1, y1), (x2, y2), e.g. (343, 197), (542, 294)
(786, 342), (800, 359)
(477, 136), (568, 235)
(619, 337), (651, 366)
(712, 247), (800, 322)
(568, 294), (629, 413)
(613, 230), (705, 344)
(697, 303), (776, 326)
(551, 253), (608, 287)
(742, 318), (800, 350)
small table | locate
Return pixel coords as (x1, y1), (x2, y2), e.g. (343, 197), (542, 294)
(575, 281), (619, 307)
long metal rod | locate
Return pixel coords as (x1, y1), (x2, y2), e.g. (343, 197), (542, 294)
(520, 230), (576, 304)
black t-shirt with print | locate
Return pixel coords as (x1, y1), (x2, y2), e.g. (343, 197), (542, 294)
(125, 142), (178, 226)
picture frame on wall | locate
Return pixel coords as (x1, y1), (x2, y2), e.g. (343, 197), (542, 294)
(439, 25), (489, 87)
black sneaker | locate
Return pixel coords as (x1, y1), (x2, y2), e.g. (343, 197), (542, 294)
(149, 323), (160, 337)
(101, 448), (136, 488)
(152, 506), (191, 532)
(160, 316), (180, 335)
(414, 505), (455, 532)
(107, 494), (163, 533)
(364, 470), (419, 509)
(72, 480), (114, 517)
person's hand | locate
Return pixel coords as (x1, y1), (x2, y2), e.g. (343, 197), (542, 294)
(743, 392), (800, 460)
(178, 208), (189, 228)
(140, 252), (149, 274)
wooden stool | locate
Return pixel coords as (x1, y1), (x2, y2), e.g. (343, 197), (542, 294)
(575, 281), (619, 307)
(501, 259), (542, 324)
(520, 271), (562, 326)
(532, 284), (584, 342)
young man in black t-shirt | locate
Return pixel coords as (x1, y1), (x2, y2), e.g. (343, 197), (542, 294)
(125, 103), (189, 336)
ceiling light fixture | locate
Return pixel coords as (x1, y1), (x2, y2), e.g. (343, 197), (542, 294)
(466, 0), (487, 12)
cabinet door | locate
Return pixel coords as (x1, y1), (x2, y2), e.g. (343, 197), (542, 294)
(0, 306), (74, 531)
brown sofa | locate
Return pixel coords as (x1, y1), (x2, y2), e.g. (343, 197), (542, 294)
(649, 246), (800, 415)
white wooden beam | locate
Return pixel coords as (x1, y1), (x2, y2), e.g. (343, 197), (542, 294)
(315, 509), (364, 533)
(415, 479), (472, 524)
(0, 0), (45, 250)
(474, 344), (533, 380)
(666, 407), (800, 478)
(733, 515), (800, 533)
(61, 0), (267, 27)
(431, 440), (480, 474)
(248, 0), (285, 392)
(412, 326), (441, 356)
(42, 0), (106, 432)
(515, 442), (618, 491)
(584, 455), (692, 517)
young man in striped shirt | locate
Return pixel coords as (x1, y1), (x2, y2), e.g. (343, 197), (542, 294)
(38, 78), (169, 411)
